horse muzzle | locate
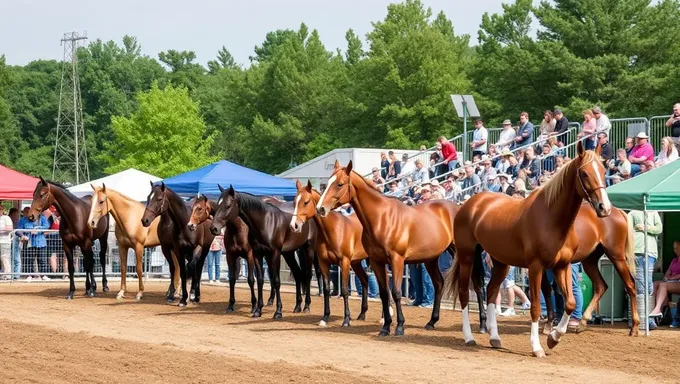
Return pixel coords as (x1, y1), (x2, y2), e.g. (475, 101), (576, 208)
(187, 223), (196, 231)
(210, 225), (220, 236)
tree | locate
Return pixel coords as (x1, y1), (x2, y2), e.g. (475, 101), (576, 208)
(158, 49), (205, 90)
(102, 82), (217, 178)
(207, 46), (239, 74)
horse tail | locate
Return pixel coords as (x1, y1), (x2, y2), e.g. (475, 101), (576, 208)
(624, 210), (636, 275)
(443, 250), (461, 309)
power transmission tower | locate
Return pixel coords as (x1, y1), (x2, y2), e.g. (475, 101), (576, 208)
(53, 31), (89, 184)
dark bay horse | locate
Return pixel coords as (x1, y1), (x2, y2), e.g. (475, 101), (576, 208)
(291, 180), (372, 327)
(141, 182), (214, 307)
(445, 141), (611, 358)
(209, 185), (313, 319)
(541, 203), (638, 335)
(28, 177), (110, 299)
(316, 160), (485, 336)
(188, 195), (264, 317)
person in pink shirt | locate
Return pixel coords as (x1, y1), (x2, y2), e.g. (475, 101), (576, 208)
(577, 109), (597, 150)
(437, 136), (458, 171)
(628, 132), (655, 176)
(650, 240), (680, 318)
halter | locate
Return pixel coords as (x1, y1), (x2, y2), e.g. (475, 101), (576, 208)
(145, 190), (167, 218)
(577, 157), (606, 205)
(332, 169), (352, 209)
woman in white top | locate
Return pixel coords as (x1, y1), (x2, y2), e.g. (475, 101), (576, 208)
(655, 136), (679, 167)
(495, 119), (516, 151)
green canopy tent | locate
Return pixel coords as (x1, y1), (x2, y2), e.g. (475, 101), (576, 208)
(607, 160), (680, 336)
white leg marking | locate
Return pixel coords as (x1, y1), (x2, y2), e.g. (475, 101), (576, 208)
(116, 290), (124, 300)
(319, 320), (327, 327)
(487, 303), (500, 342)
(462, 305), (475, 344)
(316, 175), (336, 211)
(531, 321), (543, 354)
(550, 312), (570, 342)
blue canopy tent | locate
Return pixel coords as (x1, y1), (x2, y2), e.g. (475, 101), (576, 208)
(159, 160), (297, 199)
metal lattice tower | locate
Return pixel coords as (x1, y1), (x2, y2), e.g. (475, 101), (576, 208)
(53, 31), (89, 184)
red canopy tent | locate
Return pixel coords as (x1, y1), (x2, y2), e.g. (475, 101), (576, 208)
(0, 164), (39, 200)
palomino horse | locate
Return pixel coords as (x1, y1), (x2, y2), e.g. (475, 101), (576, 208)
(87, 184), (181, 301)
(290, 180), (373, 327)
(445, 141), (611, 358)
(541, 203), (638, 335)
(316, 160), (486, 336)
(141, 182), (214, 307)
(187, 195), (264, 317)
(209, 185), (313, 319)
(28, 177), (110, 298)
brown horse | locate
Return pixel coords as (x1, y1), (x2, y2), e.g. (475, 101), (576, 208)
(28, 177), (110, 299)
(316, 160), (486, 336)
(187, 195), (264, 316)
(445, 141), (612, 358)
(290, 180), (373, 327)
(88, 184), (181, 301)
(541, 203), (637, 334)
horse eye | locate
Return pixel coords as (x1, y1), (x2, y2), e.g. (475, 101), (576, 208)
(581, 173), (588, 179)
(99, 200), (105, 204)
(337, 183), (344, 187)
(303, 201), (309, 206)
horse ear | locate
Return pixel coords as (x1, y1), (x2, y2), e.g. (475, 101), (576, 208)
(90, 183), (96, 191)
(150, 180), (154, 188)
(228, 184), (235, 196)
(594, 140), (602, 156)
(334, 159), (341, 170)
(306, 180), (313, 193)
(160, 182), (166, 191)
(345, 160), (353, 175)
(296, 180), (303, 190)
(218, 184), (224, 193)
(102, 183), (106, 192)
(39, 176), (47, 186)
(577, 140), (585, 157)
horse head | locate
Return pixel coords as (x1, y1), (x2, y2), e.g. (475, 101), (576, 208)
(210, 184), (237, 236)
(290, 180), (315, 232)
(187, 194), (211, 231)
(575, 141), (611, 217)
(28, 176), (53, 221)
(316, 160), (353, 218)
(141, 181), (167, 227)
(88, 183), (109, 229)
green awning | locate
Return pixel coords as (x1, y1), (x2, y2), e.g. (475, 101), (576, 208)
(607, 160), (680, 211)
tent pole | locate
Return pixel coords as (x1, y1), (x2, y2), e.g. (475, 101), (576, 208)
(643, 199), (649, 337)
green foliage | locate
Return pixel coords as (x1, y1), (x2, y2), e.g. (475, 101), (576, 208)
(102, 82), (217, 178)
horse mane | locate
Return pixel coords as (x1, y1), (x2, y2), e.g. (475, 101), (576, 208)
(236, 192), (281, 214)
(540, 150), (599, 207)
(352, 171), (405, 203)
(47, 181), (85, 205)
(101, 187), (140, 205)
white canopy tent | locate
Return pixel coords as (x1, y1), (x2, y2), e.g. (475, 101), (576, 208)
(68, 168), (161, 202)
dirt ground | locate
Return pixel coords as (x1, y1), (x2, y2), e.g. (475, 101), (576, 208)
(0, 281), (676, 384)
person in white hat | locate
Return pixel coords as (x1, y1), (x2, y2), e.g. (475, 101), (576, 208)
(493, 173), (514, 195)
(495, 119), (517, 152)
(628, 131), (654, 177)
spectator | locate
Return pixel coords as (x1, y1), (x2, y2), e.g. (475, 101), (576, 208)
(540, 143), (556, 173)
(628, 132), (655, 177)
(369, 167), (385, 191)
(413, 159), (429, 184)
(429, 179), (446, 200)
(538, 110), (556, 146)
(487, 144), (499, 166)
(16, 208), (50, 281)
(0, 205), (12, 279)
(437, 136), (458, 172)
(554, 155), (566, 173)
(649, 240), (680, 320)
(379, 152), (389, 180)
(593, 106), (611, 136)
(417, 185), (432, 203)
(520, 146), (540, 181)
(553, 109), (570, 146)
(386, 181), (403, 199)
(513, 112), (534, 149)
(496, 119), (516, 151)
(461, 165), (481, 195)
(207, 233), (223, 284)
(497, 266), (531, 316)
(354, 259), (378, 299)
(655, 136), (678, 167)
(386, 151), (401, 181)
(630, 209), (662, 330)
(478, 156), (497, 190)
(496, 149), (513, 174)
(541, 265), (584, 330)
(8, 208), (20, 279)
(399, 153), (416, 182)
(607, 149), (631, 183)
(624, 137), (635, 158)
(471, 118), (488, 158)
(665, 103), (680, 145)
(578, 109), (596, 150)
(596, 132), (614, 163)
(492, 173), (514, 195)
(507, 152), (521, 179)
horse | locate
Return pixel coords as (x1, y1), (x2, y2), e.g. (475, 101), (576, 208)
(290, 179), (373, 327)
(187, 195), (264, 317)
(87, 184), (181, 301)
(28, 177), (110, 299)
(141, 182), (214, 307)
(540, 203), (637, 334)
(445, 141), (612, 358)
(209, 184), (314, 319)
(316, 160), (486, 336)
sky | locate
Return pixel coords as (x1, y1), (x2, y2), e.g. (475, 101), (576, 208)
(0, 0), (512, 67)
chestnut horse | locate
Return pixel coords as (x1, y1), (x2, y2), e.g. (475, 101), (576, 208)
(541, 203), (637, 334)
(290, 180), (373, 327)
(141, 182), (214, 307)
(187, 195), (264, 317)
(445, 142), (612, 358)
(316, 160), (486, 336)
(88, 184), (181, 301)
(28, 177), (110, 299)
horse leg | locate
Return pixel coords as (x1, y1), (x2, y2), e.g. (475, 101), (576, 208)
(388, 255), (406, 336)
(99, 237), (109, 293)
(423, 258), (443, 330)
(303, 245), (314, 312)
(162, 246), (176, 302)
(282, 251), (303, 313)
(246, 254), (257, 314)
(340, 256), (352, 327)
(253, 253), (264, 317)
(528, 264), (546, 358)
(578, 254), (608, 332)
(456, 250), (476, 346)
(351, 260), (369, 321)
(485, 260), (510, 349)
(134, 244), (144, 301)
(270, 251), (283, 319)
(314, 253), (323, 296)
(541, 271), (556, 335)
(192, 247), (207, 303)
(83, 243), (95, 297)
(64, 243), (76, 300)
(117, 244), (129, 300)
(471, 248), (488, 334)
(226, 253), (237, 313)
(318, 256), (332, 326)
(547, 264), (575, 350)
(172, 251), (181, 299)
(177, 250), (189, 307)
(370, 259), (391, 336)
(608, 256), (640, 336)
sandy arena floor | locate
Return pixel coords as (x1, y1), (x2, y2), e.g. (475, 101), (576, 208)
(0, 281), (675, 383)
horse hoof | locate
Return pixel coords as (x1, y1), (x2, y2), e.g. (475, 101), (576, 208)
(378, 329), (390, 337)
(251, 311), (262, 318)
(103, 286), (110, 293)
(342, 321), (350, 328)
(226, 307), (234, 313)
(490, 339), (502, 349)
(547, 334), (559, 349)
(167, 297), (176, 303)
(465, 340), (476, 347)
(542, 326), (552, 335)
(266, 300), (274, 306)
(630, 327), (639, 337)
(88, 291), (95, 298)
(178, 302), (187, 308)
(293, 306), (302, 313)
(532, 349), (546, 358)
(135, 294), (142, 301)
(273, 312), (282, 319)
(319, 320), (327, 327)
(66, 294), (74, 300)
(424, 323), (435, 331)
(394, 327), (404, 336)
(303, 307), (310, 313)
(479, 326), (488, 334)
(356, 313), (366, 321)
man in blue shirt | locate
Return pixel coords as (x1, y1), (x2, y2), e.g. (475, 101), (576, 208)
(513, 112), (535, 149)
(17, 208), (50, 281)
